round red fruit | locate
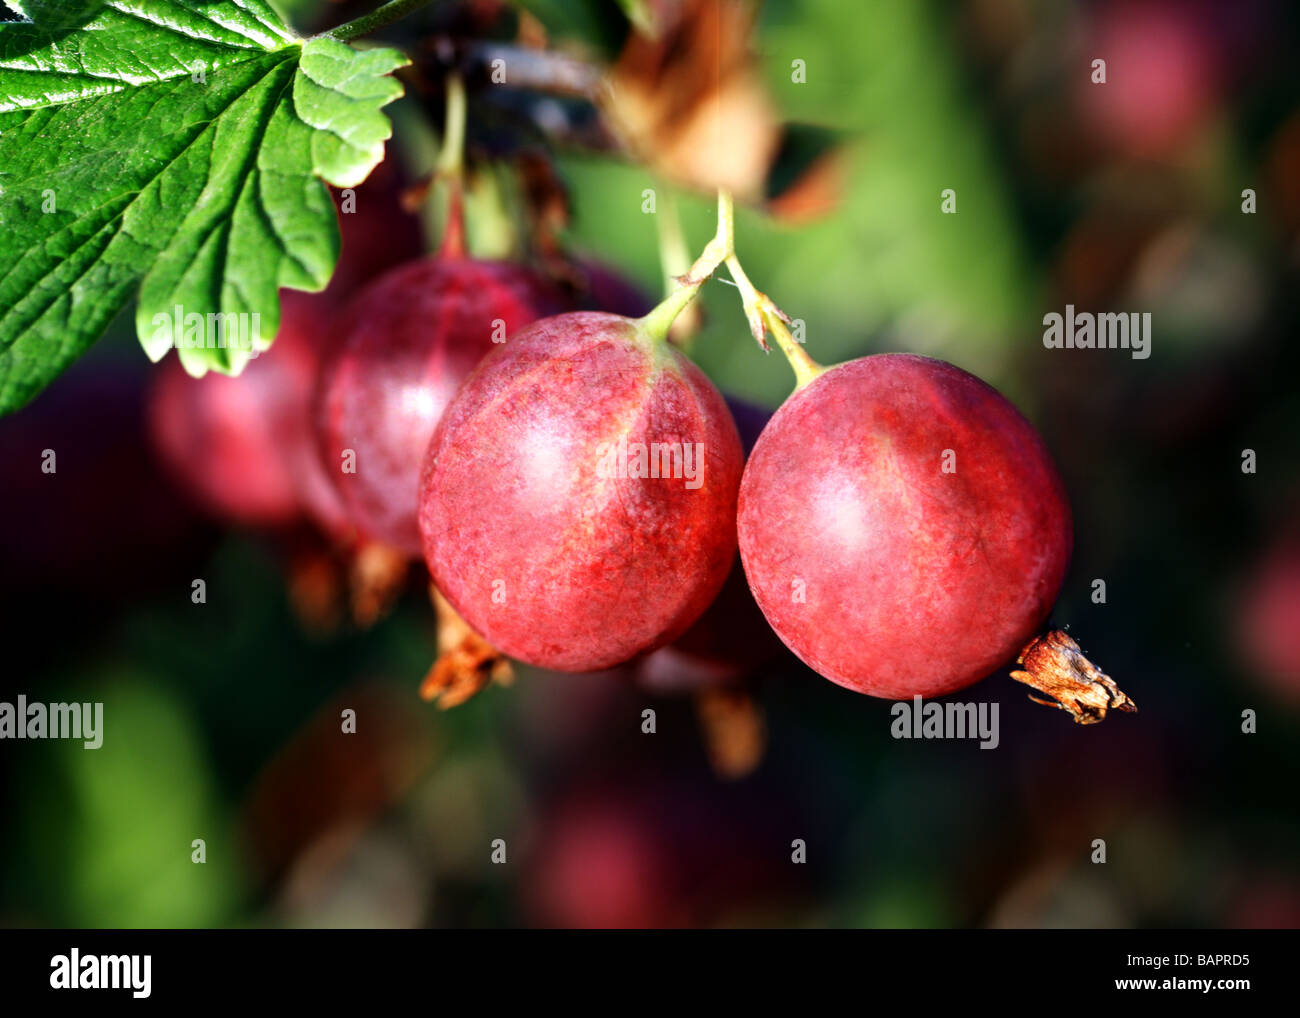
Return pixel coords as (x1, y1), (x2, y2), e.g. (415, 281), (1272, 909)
(419, 311), (743, 672)
(148, 290), (337, 530)
(635, 396), (785, 692)
(737, 353), (1072, 699)
(316, 257), (560, 555)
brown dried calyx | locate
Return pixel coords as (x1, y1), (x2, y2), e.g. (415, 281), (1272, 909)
(694, 686), (767, 779)
(1010, 629), (1137, 725)
(420, 587), (514, 709)
(349, 541), (410, 628)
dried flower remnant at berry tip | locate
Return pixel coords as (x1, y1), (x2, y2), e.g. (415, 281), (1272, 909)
(349, 541), (410, 628)
(1010, 630), (1136, 725)
(421, 587), (514, 709)
(695, 686), (767, 780)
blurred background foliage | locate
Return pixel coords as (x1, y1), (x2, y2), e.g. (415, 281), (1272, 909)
(2, 0), (1299, 928)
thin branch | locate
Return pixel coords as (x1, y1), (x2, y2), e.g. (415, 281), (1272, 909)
(327, 0), (436, 43)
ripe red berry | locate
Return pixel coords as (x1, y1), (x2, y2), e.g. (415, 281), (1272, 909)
(268, 294), (357, 542)
(148, 290), (336, 529)
(737, 353), (1072, 699)
(316, 256), (560, 555)
(419, 311), (743, 672)
(636, 396), (786, 692)
(146, 164), (423, 538)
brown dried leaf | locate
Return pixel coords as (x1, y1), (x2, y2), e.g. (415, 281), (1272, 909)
(1010, 629), (1137, 725)
(603, 0), (780, 200)
(766, 149), (847, 224)
(695, 686), (766, 778)
(421, 587), (514, 709)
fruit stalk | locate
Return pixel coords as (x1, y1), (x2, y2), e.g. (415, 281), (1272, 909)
(722, 251), (825, 389)
(434, 73), (468, 257)
(635, 190), (737, 342)
(676, 189), (825, 387)
(637, 278), (704, 343)
(435, 72), (467, 181)
(654, 189), (700, 345)
(679, 188), (737, 287)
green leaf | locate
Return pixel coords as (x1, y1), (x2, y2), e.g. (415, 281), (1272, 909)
(0, 0), (409, 415)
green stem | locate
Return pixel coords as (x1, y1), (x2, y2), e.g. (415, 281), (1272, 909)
(766, 312), (826, 389)
(327, 0), (436, 42)
(655, 189), (703, 348)
(435, 73), (466, 179)
(637, 189), (733, 343)
(724, 252), (825, 390)
(637, 280), (703, 344)
(643, 188), (826, 390)
(711, 190), (825, 388)
(432, 73), (468, 256)
(655, 190), (691, 301)
(681, 190), (735, 284)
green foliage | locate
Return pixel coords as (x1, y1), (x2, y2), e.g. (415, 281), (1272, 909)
(756, 0), (1036, 375)
(0, 0), (408, 414)
(18, 672), (242, 927)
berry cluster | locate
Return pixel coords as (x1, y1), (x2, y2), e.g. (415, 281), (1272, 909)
(149, 174), (1075, 713)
